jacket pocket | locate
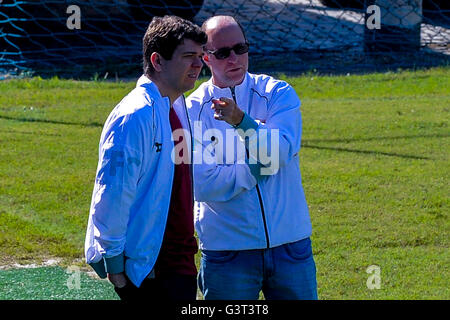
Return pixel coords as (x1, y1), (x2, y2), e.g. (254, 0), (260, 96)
(284, 238), (313, 261)
(201, 250), (239, 263)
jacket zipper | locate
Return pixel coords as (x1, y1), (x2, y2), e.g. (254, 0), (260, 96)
(182, 95), (195, 207)
(230, 87), (270, 249)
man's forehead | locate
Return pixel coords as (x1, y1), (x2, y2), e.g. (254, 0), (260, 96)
(205, 16), (236, 30)
(205, 17), (242, 36)
(206, 23), (244, 45)
(177, 38), (203, 52)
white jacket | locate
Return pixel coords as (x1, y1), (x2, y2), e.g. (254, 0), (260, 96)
(186, 72), (312, 250)
(84, 76), (193, 287)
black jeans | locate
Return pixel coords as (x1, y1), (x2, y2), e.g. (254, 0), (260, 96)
(114, 273), (197, 301)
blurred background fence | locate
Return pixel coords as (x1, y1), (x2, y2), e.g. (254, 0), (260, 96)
(0, 0), (449, 78)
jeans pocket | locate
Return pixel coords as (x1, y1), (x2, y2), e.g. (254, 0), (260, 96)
(284, 238), (313, 261)
(201, 250), (238, 263)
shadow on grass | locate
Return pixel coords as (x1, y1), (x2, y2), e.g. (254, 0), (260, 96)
(303, 144), (431, 160)
(0, 129), (62, 137)
(0, 115), (103, 128)
(302, 132), (449, 160)
(304, 133), (450, 144)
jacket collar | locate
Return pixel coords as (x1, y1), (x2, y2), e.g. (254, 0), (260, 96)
(136, 74), (171, 109)
(207, 72), (250, 98)
(137, 75), (188, 128)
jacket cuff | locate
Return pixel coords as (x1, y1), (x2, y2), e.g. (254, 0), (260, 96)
(234, 112), (258, 134)
(104, 253), (125, 274)
(88, 260), (107, 279)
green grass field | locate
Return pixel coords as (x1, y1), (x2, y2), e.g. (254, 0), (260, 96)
(0, 68), (448, 299)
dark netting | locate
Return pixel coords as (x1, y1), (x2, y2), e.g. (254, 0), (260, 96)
(0, 0), (449, 78)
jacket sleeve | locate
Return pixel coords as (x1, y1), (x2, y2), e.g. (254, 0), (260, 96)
(85, 114), (143, 277)
(235, 82), (302, 176)
(191, 115), (258, 203)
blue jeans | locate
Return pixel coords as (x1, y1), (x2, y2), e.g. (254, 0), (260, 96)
(198, 237), (318, 300)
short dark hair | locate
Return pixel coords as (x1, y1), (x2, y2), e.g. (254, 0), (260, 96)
(143, 15), (207, 77)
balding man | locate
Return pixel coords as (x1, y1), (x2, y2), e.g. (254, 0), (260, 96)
(186, 16), (318, 300)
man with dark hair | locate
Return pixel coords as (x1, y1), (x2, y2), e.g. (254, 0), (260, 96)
(187, 15), (318, 300)
(84, 15), (207, 301)
(143, 15), (207, 77)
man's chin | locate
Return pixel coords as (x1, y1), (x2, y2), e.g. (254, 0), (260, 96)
(212, 70), (246, 88)
(183, 82), (197, 93)
(230, 72), (245, 86)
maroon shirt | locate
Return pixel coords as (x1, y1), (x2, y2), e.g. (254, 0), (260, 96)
(154, 107), (198, 277)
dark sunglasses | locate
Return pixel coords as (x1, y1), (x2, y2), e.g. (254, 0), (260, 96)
(206, 42), (250, 60)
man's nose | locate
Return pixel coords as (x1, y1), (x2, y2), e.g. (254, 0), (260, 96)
(192, 56), (203, 68)
(227, 50), (238, 63)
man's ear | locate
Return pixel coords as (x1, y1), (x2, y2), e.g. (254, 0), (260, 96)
(203, 54), (210, 67)
(150, 52), (163, 72)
